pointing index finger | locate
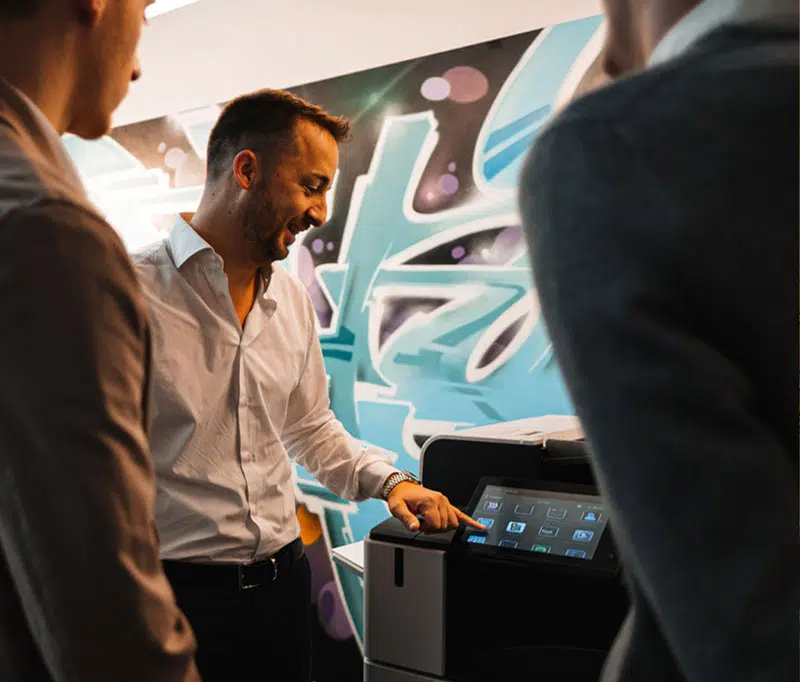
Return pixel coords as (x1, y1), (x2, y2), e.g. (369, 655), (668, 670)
(455, 508), (486, 530)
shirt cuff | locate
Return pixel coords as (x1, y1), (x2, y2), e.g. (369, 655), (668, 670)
(359, 461), (401, 500)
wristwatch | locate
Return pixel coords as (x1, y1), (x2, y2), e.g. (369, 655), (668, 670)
(381, 470), (421, 500)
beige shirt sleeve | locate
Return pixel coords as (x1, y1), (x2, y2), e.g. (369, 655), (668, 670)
(0, 200), (199, 681)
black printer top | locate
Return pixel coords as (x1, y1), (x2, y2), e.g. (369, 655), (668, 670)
(369, 516), (457, 550)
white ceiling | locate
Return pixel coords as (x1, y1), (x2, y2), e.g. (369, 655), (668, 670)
(115, 0), (601, 127)
(145, 0), (201, 19)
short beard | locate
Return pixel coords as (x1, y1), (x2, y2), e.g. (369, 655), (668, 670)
(242, 193), (284, 265)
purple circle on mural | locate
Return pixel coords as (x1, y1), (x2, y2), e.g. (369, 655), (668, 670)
(312, 238), (324, 254)
(443, 66), (489, 103)
(303, 538), (331, 605)
(448, 162), (457, 172)
(420, 76), (451, 102)
(326, 241), (335, 252)
(318, 581), (353, 641)
(439, 173), (459, 195)
(451, 245), (466, 260)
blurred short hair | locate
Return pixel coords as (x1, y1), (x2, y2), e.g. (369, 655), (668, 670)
(206, 89), (351, 183)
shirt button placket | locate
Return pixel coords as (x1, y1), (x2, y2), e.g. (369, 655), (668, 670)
(238, 351), (250, 464)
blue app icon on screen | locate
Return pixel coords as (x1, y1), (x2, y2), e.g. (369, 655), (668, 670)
(484, 499), (503, 513)
(506, 521), (526, 534)
(467, 534), (486, 544)
(572, 529), (594, 543)
(477, 517), (494, 529)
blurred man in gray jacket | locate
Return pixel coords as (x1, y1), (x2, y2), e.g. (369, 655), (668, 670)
(520, 1), (799, 681)
(0, 2), (199, 680)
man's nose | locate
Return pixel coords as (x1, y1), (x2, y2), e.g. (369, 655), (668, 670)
(307, 202), (327, 228)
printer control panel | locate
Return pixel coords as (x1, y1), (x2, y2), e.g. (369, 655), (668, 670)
(463, 484), (608, 560)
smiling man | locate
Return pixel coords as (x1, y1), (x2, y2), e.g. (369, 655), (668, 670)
(133, 89), (482, 682)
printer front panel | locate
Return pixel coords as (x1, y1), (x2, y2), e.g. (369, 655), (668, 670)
(364, 538), (447, 676)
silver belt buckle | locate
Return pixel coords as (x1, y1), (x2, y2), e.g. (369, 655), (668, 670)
(237, 556), (278, 591)
(237, 564), (254, 591)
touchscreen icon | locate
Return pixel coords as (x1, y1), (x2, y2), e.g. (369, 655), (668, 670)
(514, 503), (535, 515)
(546, 507), (568, 520)
(467, 535), (486, 544)
(581, 510), (601, 522)
(483, 499), (503, 513)
(477, 517), (494, 529)
(505, 521), (526, 534)
(498, 539), (518, 548)
(565, 548), (587, 559)
(572, 529), (594, 543)
(532, 544), (550, 553)
(538, 525), (559, 538)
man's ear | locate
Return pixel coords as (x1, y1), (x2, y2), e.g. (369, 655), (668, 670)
(233, 150), (259, 191)
(74, 0), (106, 27)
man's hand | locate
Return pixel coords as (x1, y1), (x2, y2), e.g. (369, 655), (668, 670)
(387, 482), (486, 533)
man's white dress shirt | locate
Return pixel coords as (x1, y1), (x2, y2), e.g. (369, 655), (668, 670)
(649, 0), (798, 65)
(134, 217), (397, 563)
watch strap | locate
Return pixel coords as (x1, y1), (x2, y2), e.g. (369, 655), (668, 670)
(381, 470), (420, 500)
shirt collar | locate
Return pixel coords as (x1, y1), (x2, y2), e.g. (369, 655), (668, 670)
(168, 214), (275, 300)
(0, 77), (87, 197)
(650, 0), (799, 66)
(168, 215), (215, 269)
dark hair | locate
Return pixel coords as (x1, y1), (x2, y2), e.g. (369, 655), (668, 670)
(205, 88), (351, 183)
(0, 0), (42, 17)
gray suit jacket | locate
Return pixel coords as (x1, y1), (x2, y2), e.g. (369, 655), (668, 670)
(0, 80), (199, 681)
(520, 24), (799, 682)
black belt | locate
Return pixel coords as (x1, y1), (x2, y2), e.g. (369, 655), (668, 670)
(163, 538), (304, 593)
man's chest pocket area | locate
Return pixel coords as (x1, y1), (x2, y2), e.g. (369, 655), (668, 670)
(246, 320), (309, 399)
(149, 313), (237, 420)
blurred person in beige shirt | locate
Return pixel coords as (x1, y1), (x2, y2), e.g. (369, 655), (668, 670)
(0, 1), (199, 680)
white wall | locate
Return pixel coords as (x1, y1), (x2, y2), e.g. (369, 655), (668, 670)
(114, 0), (601, 127)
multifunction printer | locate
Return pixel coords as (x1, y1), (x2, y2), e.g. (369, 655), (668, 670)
(363, 418), (628, 681)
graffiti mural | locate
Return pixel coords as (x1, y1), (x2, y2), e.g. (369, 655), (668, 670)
(65, 15), (602, 680)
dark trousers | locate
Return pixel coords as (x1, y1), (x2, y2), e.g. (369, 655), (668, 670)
(165, 553), (312, 682)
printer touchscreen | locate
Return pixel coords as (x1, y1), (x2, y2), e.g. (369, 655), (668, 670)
(462, 484), (608, 560)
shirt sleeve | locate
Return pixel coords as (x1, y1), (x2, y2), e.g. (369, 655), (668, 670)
(0, 201), (199, 682)
(519, 119), (799, 682)
(282, 292), (398, 501)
